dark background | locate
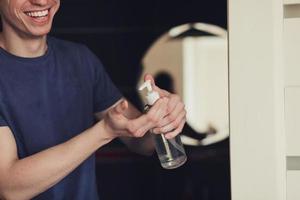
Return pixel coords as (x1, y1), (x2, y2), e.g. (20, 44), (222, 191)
(51, 0), (229, 199)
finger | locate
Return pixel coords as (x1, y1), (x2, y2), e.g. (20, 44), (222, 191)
(144, 73), (155, 84)
(128, 99), (166, 132)
(114, 100), (128, 115)
(126, 98), (168, 136)
(134, 98), (169, 136)
(164, 119), (186, 139)
(166, 94), (182, 113)
(156, 100), (185, 128)
(132, 121), (156, 137)
(153, 110), (186, 134)
(144, 73), (170, 97)
(147, 97), (168, 124)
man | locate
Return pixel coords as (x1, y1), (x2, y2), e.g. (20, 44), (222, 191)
(0, 0), (186, 199)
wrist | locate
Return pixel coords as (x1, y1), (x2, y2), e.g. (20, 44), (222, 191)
(93, 120), (117, 142)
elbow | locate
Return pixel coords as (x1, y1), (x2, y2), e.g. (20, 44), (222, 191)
(0, 189), (13, 200)
(0, 187), (15, 200)
(0, 178), (13, 200)
(0, 186), (28, 200)
(0, 191), (29, 200)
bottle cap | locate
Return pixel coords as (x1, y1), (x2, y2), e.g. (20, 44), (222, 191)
(139, 80), (160, 105)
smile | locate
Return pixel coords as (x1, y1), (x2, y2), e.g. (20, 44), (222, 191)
(24, 9), (49, 18)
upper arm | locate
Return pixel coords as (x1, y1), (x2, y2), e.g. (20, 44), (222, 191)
(0, 126), (18, 180)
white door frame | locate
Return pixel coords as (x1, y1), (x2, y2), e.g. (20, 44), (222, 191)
(228, 0), (286, 199)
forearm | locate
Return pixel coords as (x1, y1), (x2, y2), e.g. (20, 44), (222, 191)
(0, 121), (111, 200)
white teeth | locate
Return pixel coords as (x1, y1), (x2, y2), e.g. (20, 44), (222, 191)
(25, 9), (49, 18)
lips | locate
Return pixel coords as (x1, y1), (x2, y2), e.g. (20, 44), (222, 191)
(23, 8), (52, 25)
(24, 9), (49, 18)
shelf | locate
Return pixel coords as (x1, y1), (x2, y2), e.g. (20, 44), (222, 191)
(284, 0), (300, 5)
(284, 4), (300, 18)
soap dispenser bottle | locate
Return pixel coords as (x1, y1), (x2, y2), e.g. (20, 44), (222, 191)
(139, 80), (187, 169)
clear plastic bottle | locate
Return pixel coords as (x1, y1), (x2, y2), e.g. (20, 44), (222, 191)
(139, 80), (187, 169)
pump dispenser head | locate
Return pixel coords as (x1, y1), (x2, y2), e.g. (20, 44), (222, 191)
(139, 80), (160, 105)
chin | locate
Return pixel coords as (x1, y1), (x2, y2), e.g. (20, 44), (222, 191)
(25, 26), (52, 38)
(32, 30), (51, 37)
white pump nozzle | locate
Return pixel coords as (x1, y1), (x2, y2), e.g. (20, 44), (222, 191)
(139, 80), (153, 92)
(139, 80), (160, 105)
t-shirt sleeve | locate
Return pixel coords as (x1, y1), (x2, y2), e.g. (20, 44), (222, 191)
(84, 47), (123, 113)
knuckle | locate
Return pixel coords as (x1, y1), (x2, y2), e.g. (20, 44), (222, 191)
(153, 128), (161, 134)
(167, 113), (176, 122)
(174, 118), (181, 126)
(133, 130), (144, 137)
(132, 131), (139, 137)
(172, 94), (180, 101)
(183, 109), (187, 115)
(179, 126), (184, 132)
(163, 124), (173, 133)
(147, 114), (159, 124)
(127, 124), (136, 134)
(163, 98), (169, 105)
(179, 102), (185, 109)
(157, 120), (165, 127)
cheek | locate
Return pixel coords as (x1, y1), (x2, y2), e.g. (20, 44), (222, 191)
(14, 10), (23, 22)
(53, 0), (60, 12)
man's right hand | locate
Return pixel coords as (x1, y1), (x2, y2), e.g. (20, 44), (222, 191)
(100, 98), (169, 140)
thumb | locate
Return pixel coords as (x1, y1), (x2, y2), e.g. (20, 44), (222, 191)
(144, 73), (170, 97)
(114, 99), (128, 115)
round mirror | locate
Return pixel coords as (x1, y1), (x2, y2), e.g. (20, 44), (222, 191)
(139, 23), (229, 146)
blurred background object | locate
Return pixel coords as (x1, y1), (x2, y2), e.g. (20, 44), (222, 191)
(140, 23), (229, 147)
(51, 0), (229, 199)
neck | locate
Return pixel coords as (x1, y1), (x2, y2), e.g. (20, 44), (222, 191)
(0, 26), (47, 58)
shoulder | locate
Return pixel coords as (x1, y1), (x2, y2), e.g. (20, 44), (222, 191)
(47, 36), (100, 65)
(47, 36), (89, 54)
(47, 36), (105, 76)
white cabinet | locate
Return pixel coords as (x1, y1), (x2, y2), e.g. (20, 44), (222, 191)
(285, 87), (300, 156)
(287, 171), (300, 200)
(284, 19), (300, 86)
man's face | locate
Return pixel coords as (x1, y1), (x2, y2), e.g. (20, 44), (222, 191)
(0, 0), (60, 38)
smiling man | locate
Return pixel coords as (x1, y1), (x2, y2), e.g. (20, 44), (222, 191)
(0, 0), (186, 200)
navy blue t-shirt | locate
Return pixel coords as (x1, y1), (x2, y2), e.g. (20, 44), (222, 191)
(0, 37), (122, 199)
